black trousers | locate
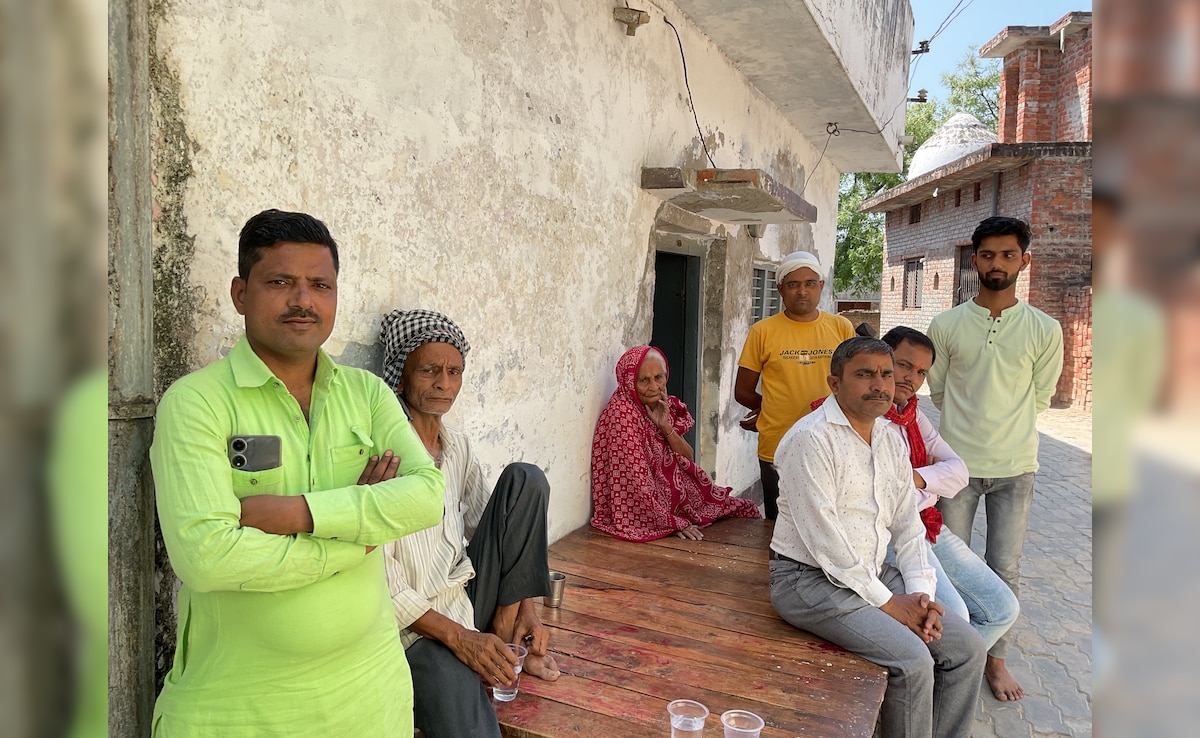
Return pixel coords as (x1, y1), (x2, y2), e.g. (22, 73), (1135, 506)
(409, 462), (551, 738)
(760, 460), (781, 520)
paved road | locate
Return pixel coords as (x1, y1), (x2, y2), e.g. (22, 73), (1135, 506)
(919, 398), (1093, 738)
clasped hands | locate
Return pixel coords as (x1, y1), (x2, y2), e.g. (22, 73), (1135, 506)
(881, 592), (944, 643)
(238, 450), (401, 555)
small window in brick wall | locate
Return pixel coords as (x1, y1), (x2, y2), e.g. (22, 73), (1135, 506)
(903, 258), (924, 309)
(751, 266), (782, 322)
(974, 182), (982, 202)
(955, 189), (962, 207)
(909, 204), (922, 224)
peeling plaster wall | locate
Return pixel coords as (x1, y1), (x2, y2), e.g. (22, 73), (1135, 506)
(153, 0), (850, 542)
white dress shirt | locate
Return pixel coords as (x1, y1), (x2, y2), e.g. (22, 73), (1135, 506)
(890, 405), (970, 511)
(382, 423), (493, 649)
(771, 397), (937, 607)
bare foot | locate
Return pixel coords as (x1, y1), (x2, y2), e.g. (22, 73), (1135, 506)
(985, 655), (1024, 701)
(523, 651), (560, 681)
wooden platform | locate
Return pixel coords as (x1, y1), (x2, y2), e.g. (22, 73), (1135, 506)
(494, 518), (886, 737)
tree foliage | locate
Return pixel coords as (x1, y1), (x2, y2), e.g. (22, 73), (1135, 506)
(832, 49), (1000, 296)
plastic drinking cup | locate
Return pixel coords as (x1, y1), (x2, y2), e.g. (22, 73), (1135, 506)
(721, 709), (765, 737)
(667, 699), (709, 737)
(492, 643), (527, 702)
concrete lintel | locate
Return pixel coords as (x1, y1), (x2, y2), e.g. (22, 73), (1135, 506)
(655, 201), (716, 236)
(654, 230), (720, 257)
(980, 13), (1090, 59)
(642, 167), (817, 225)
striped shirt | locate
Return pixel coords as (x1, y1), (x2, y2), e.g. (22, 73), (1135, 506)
(383, 423), (493, 649)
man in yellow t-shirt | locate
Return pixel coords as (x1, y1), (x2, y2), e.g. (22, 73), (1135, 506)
(736, 250), (855, 519)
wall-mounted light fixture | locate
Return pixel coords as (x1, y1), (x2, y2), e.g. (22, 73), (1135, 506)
(906, 89), (928, 104)
(613, 7), (650, 36)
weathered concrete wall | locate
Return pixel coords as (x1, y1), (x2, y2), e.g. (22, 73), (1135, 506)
(807, 0), (913, 146)
(151, 0), (848, 544)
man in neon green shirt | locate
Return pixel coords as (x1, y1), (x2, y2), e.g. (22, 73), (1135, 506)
(736, 250), (855, 519)
(150, 209), (444, 736)
(927, 216), (1063, 703)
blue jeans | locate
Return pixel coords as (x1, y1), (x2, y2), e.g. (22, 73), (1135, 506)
(885, 532), (1019, 652)
(937, 473), (1036, 658)
(931, 529), (1019, 652)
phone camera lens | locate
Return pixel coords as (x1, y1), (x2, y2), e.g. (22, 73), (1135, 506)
(231, 438), (247, 453)
(232, 454), (247, 469)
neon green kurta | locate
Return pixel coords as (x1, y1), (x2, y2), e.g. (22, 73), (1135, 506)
(150, 337), (444, 736)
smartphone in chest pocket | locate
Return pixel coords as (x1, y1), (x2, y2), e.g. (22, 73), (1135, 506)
(228, 435), (283, 472)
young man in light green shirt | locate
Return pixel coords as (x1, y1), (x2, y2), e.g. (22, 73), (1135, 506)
(926, 216), (1063, 703)
(150, 209), (445, 736)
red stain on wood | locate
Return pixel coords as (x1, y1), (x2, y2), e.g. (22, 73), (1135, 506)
(496, 519), (885, 738)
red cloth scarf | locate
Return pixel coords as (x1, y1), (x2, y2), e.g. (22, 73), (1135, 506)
(590, 346), (760, 542)
(810, 395), (943, 542)
(885, 397), (942, 543)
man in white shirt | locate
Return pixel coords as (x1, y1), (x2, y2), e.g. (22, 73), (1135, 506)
(770, 337), (986, 738)
(378, 309), (560, 738)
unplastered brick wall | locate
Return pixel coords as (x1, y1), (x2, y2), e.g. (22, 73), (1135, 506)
(1056, 29), (1092, 141)
(880, 170), (1035, 337)
(1059, 286), (1092, 408)
(997, 29), (1092, 144)
(1026, 157), (1092, 407)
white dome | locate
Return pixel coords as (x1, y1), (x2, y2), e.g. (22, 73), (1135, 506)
(907, 112), (997, 179)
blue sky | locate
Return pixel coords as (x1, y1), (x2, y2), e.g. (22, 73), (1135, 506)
(909, 1), (1094, 101)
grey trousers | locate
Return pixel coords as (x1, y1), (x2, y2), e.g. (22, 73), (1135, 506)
(409, 462), (551, 738)
(936, 473), (1036, 659)
(770, 559), (985, 738)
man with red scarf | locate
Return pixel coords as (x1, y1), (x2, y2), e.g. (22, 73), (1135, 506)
(878, 327), (1019, 656)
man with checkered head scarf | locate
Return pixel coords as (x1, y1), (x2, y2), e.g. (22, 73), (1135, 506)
(377, 309), (559, 738)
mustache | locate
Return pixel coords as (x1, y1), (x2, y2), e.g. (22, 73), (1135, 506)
(862, 392), (891, 402)
(280, 308), (320, 321)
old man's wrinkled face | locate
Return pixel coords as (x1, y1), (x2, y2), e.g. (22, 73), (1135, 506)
(400, 342), (464, 417)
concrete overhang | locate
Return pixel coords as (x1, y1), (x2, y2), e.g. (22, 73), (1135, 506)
(642, 167), (817, 224)
(859, 142), (1092, 212)
(980, 12), (1093, 58)
(669, 0), (912, 173)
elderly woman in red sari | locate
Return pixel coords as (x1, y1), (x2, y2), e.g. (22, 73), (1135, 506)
(591, 346), (761, 542)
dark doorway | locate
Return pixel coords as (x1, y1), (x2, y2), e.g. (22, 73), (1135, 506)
(651, 250), (702, 449)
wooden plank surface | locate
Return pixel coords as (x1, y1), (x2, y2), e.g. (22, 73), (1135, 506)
(494, 519), (886, 737)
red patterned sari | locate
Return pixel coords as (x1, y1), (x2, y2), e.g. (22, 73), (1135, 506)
(590, 346), (760, 542)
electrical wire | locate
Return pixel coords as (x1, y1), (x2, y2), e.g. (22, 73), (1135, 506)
(663, 16), (717, 169)
(799, 122), (839, 196)
(929, 0), (979, 44)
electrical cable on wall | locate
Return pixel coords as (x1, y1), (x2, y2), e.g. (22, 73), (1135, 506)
(663, 16), (717, 169)
(799, 122), (840, 196)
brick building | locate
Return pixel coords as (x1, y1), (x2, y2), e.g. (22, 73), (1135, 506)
(863, 11), (1093, 408)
